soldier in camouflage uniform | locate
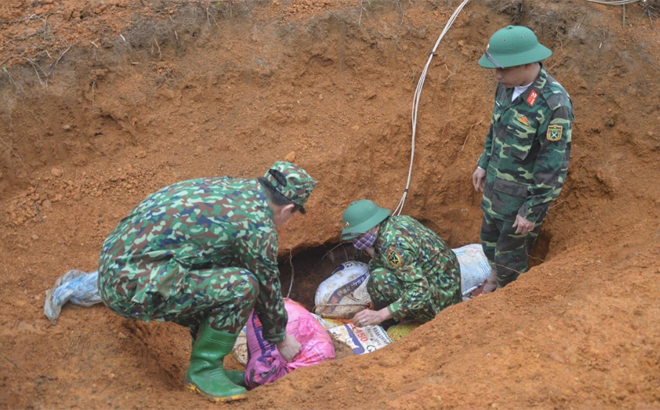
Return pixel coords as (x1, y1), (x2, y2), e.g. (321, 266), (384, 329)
(97, 161), (316, 402)
(340, 200), (461, 328)
(472, 26), (573, 292)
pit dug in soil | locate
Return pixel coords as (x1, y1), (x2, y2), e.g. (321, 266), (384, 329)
(1, 1), (660, 410)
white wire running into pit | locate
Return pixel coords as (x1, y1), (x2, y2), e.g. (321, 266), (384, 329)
(393, 0), (471, 216)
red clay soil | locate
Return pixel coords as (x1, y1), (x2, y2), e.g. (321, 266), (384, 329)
(1, 1), (660, 409)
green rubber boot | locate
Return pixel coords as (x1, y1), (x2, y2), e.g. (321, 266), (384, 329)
(225, 370), (246, 387)
(184, 323), (247, 402)
(189, 328), (246, 387)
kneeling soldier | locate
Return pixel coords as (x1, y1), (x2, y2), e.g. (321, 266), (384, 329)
(341, 200), (461, 328)
(98, 161), (317, 402)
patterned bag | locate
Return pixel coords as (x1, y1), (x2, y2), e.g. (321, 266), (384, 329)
(245, 298), (335, 388)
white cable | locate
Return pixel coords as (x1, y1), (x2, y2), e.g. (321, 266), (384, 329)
(584, 0), (640, 5)
(393, 0), (471, 216)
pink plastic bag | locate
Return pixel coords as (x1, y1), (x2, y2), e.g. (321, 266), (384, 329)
(245, 298), (335, 388)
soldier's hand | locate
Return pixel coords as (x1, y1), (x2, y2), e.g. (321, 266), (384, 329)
(276, 334), (301, 362)
(513, 214), (535, 235)
(472, 167), (486, 192)
(353, 308), (392, 328)
(479, 269), (499, 295)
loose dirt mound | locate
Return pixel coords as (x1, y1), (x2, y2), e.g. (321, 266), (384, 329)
(1, 1), (659, 409)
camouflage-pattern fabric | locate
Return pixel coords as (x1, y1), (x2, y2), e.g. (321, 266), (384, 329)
(106, 266), (258, 337)
(98, 177), (289, 344)
(264, 161), (317, 211)
(477, 66), (573, 287)
(477, 67), (573, 223)
(367, 216), (462, 323)
(480, 212), (545, 287)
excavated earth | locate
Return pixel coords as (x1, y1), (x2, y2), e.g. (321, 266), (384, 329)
(1, 1), (660, 409)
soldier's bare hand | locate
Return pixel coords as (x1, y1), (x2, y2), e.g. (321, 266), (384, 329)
(353, 308), (392, 327)
(480, 270), (498, 295)
(472, 167), (486, 192)
(513, 214), (535, 234)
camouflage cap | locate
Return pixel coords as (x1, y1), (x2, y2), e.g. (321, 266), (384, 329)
(264, 161), (317, 213)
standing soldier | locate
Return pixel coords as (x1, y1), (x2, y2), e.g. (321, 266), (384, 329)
(341, 199), (462, 328)
(472, 26), (573, 293)
(98, 161), (317, 402)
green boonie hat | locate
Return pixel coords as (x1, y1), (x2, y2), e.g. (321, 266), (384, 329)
(341, 199), (391, 240)
(478, 25), (552, 69)
(264, 161), (317, 213)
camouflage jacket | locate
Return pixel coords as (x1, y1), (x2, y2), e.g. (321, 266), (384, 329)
(370, 216), (461, 321)
(98, 177), (288, 343)
(477, 67), (573, 222)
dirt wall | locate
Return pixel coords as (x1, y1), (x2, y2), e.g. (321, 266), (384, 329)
(1, 1), (659, 409)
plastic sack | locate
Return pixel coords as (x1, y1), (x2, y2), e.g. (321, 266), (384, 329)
(452, 244), (491, 300)
(245, 298), (335, 388)
(230, 313), (342, 366)
(311, 313), (345, 331)
(386, 321), (423, 342)
(230, 326), (249, 366)
(44, 270), (102, 324)
(327, 323), (392, 355)
(314, 261), (370, 319)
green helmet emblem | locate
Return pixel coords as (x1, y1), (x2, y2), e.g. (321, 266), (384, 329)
(478, 25), (552, 69)
(341, 199), (391, 240)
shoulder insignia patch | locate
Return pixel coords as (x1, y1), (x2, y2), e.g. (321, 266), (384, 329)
(526, 90), (538, 107)
(386, 249), (403, 269)
(547, 124), (563, 141)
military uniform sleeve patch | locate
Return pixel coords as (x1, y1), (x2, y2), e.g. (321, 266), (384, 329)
(547, 124), (563, 141)
(386, 249), (403, 269)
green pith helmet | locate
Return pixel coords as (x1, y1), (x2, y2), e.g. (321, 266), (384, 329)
(341, 199), (391, 240)
(264, 161), (317, 213)
(478, 25), (552, 69)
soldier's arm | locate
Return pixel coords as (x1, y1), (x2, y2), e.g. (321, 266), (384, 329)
(477, 87), (500, 170)
(477, 123), (495, 170)
(236, 230), (288, 344)
(518, 104), (573, 223)
(385, 247), (434, 322)
(368, 254), (385, 271)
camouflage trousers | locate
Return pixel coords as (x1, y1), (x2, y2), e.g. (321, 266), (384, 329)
(100, 266), (258, 337)
(480, 212), (545, 288)
(367, 267), (462, 324)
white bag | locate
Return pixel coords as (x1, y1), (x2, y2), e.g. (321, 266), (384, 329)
(230, 326), (248, 366)
(327, 323), (392, 355)
(452, 244), (491, 299)
(44, 270), (102, 324)
(314, 261), (370, 319)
